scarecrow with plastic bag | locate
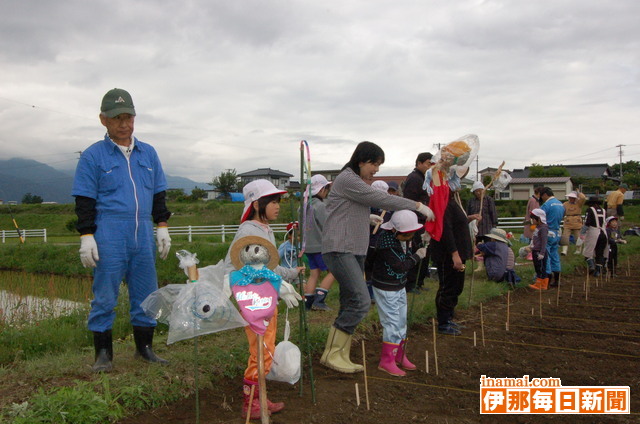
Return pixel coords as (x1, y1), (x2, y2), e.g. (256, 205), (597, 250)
(422, 135), (479, 335)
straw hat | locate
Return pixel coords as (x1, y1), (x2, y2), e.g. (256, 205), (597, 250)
(229, 236), (279, 270)
(485, 228), (511, 245)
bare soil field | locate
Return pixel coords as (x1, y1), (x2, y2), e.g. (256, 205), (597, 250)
(120, 265), (640, 424)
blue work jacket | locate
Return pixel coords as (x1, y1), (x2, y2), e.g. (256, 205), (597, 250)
(72, 135), (167, 222)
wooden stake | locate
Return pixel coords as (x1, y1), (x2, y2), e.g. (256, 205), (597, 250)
(538, 285), (542, 319)
(480, 303), (486, 347)
(257, 335), (269, 424)
(361, 340), (370, 410)
(372, 210), (387, 234)
(355, 383), (360, 407)
(245, 384), (256, 424)
(570, 285), (574, 299)
(556, 279), (561, 306)
(531, 307), (534, 316)
(425, 350), (429, 373)
(473, 331), (477, 347)
(506, 292), (510, 332)
(431, 318), (439, 375)
(627, 257), (630, 277)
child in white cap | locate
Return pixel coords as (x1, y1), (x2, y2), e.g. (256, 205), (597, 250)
(370, 210), (427, 377)
(301, 174), (336, 311)
(528, 208), (549, 290)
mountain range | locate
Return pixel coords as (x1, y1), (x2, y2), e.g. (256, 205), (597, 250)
(0, 158), (208, 204)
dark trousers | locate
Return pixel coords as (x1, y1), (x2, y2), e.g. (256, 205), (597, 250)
(532, 250), (548, 279)
(434, 258), (466, 326)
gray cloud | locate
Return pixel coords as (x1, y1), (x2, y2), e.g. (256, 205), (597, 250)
(1, 0), (639, 183)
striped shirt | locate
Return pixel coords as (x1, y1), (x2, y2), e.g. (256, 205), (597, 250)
(322, 168), (418, 255)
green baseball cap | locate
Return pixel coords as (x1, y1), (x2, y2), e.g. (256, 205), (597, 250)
(100, 88), (136, 118)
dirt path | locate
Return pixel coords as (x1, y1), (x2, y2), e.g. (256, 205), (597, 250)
(120, 268), (640, 424)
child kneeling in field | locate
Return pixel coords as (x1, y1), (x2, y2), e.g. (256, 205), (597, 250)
(370, 210), (426, 377)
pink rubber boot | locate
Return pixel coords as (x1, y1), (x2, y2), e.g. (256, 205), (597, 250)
(378, 342), (406, 377)
(396, 339), (417, 371)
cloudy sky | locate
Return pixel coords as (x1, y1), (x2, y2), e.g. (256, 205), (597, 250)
(1, 0), (639, 183)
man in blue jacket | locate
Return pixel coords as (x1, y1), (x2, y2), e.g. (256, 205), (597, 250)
(72, 88), (172, 372)
(540, 187), (565, 287)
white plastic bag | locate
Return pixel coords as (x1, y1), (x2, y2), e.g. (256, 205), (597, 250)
(266, 312), (301, 384)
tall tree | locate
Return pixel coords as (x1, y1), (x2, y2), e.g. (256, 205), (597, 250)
(211, 169), (241, 199)
(22, 193), (43, 204)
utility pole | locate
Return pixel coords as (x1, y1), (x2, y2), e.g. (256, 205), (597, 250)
(616, 144), (625, 180)
(476, 155), (480, 181)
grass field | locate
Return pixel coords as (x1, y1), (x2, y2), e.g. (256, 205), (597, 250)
(1, 201), (639, 422)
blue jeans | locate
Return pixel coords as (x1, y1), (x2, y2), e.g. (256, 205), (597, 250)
(545, 231), (561, 274)
(322, 252), (370, 334)
(372, 287), (407, 344)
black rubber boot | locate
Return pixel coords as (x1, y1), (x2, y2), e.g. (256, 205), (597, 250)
(133, 326), (169, 364)
(593, 265), (602, 277)
(92, 330), (113, 373)
(549, 271), (560, 288)
(586, 259), (595, 274)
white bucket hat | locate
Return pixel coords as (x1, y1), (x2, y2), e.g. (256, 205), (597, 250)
(371, 180), (389, 192)
(310, 174), (330, 196)
(380, 210), (423, 233)
(472, 181), (484, 192)
(241, 179), (287, 222)
(567, 191), (578, 199)
(530, 208), (547, 224)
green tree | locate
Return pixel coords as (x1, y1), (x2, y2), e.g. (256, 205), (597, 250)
(528, 164), (569, 177)
(166, 188), (188, 202)
(22, 193), (43, 204)
(189, 187), (207, 201)
(211, 169), (241, 199)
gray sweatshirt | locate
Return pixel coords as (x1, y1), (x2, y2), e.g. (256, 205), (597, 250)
(322, 168), (418, 255)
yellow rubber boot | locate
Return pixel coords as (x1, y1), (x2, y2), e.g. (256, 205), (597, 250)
(320, 326), (363, 373)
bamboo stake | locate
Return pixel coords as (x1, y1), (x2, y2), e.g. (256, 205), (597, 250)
(361, 341), (370, 410)
(473, 331), (477, 347)
(425, 350), (429, 373)
(571, 284), (574, 299)
(556, 278), (561, 306)
(355, 383), (360, 407)
(432, 318), (439, 375)
(245, 385), (256, 424)
(531, 307), (534, 316)
(480, 303), (486, 347)
(506, 292), (510, 332)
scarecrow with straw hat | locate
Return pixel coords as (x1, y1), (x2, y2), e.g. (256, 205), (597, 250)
(223, 179), (304, 421)
(561, 190), (586, 255)
(476, 228), (519, 286)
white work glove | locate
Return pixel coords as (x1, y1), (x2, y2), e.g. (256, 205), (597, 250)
(415, 247), (427, 259)
(369, 214), (383, 226)
(156, 226), (171, 260)
(416, 203), (435, 222)
(279, 281), (303, 308)
(537, 254), (545, 261)
(79, 234), (99, 268)
(421, 231), (431, 245)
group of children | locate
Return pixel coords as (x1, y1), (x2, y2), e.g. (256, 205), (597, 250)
(526, 195), (626, 291)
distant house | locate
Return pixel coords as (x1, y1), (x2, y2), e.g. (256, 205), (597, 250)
(238, 168), (293, 191)
(478, 167), (512, 183)
(507, 177), (573, 201)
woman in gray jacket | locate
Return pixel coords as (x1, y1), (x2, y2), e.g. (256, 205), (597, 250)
(320, 141), (434, 374)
